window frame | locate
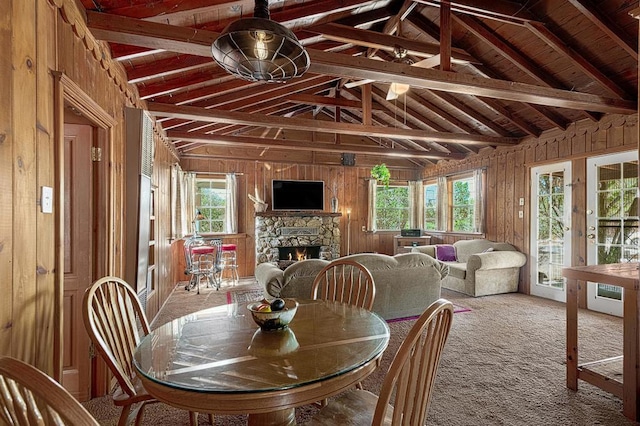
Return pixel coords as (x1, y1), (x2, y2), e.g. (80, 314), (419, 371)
(450, 174), (476, 233)
(423, 182), (438, 231)
(194, 178), (227, 234)
(421, 169), (485, 234)
(374, 183), (411, 231)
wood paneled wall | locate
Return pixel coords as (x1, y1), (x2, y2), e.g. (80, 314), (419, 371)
(180, 157), (424, 280)
(423, 114), (638, 294)
(0, 0), (176, 377)
(183, 114), (638, 288)
(1, 0), (638, 381)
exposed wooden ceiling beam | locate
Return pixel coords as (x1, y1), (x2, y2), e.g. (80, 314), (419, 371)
(308, 50), (635, 114)
(85, 11), (636, 114)
(413, 0), (538, 26)
(166, 132), (464, 160)
(453, 14), (601, 121)
(476, 97), (541, 137)
(524, 21), (629, 100)
(309, 23), (477, 63)
(149, 102), (520, 146)
(567, 0), (638, 61)
(161, 75), (337, 130)
(286, 93), (385, 111)
(424, 90), (512, 137)
(126, 55), (213, 84)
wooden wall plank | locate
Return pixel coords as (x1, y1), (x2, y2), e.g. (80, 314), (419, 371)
(12, 0), (38, 363)
(0, 0), (13, 358)
(35, 0), (56, 373)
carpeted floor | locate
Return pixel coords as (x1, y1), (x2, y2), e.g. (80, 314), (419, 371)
(83, 278), (634, 425)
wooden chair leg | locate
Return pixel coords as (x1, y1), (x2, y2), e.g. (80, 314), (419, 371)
(118, 405), (132, 426)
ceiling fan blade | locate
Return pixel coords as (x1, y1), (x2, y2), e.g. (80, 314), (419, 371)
(344, 79), (376, 89)
(412, 54), (441, 69)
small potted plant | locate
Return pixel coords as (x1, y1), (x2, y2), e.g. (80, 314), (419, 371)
(371, 163), (391, 187)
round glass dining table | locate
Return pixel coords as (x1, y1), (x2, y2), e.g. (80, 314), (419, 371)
(134, 299), (390, 425)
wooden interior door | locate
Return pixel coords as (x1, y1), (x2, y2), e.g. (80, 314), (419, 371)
(61, 123), (93, 401)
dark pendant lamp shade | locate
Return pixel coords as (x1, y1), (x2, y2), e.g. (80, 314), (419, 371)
(211, 0), (310, 82)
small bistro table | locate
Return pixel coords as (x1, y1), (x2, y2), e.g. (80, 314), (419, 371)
(562, 262), (640, 421)
(134, 299), (390, 425)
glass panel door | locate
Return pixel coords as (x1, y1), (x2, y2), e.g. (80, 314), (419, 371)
(586, 151), (639, 317)
(530, 162), (572, 302)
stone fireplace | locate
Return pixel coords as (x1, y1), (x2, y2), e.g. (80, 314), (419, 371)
(255, 212), (341, 264)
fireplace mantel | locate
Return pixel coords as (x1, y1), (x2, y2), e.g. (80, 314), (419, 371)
(256, 211), (342, 218)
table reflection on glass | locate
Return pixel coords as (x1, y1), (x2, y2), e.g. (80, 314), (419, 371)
(134, 299), (390, 425)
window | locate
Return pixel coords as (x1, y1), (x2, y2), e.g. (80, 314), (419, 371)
(451, 176), (475, 232)
(421, 169), (484, 233)
(375, 185), (410, 231)
(195, 179), (226, 233)
(424, 183), (438, 231)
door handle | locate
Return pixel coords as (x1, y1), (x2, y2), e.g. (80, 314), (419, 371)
(587, 234), (595, 239)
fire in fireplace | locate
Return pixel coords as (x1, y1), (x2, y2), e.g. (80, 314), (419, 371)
(277, 246), (321, 270)
(278, 246), (321, 261)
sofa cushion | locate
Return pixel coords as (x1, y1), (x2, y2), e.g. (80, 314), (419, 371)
(435, 244), (457, 261)
(444, 262), (467, 280)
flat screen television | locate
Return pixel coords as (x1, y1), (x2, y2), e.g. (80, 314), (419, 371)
(272, 180), (325, 211)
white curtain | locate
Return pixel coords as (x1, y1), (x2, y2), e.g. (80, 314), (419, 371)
(408, 180), (424, 229)
(171, 164), (179, 238)
(179, 172), (196, 236)
(473, 169), (485, 233)
(437, 176), (447, 231)
(225, 173), (238, 234)
(367, 179), (377, 233)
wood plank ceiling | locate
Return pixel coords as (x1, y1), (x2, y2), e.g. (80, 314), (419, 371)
(78, 0), (639, 168)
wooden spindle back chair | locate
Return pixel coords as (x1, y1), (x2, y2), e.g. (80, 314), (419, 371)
(82, 276), (155, 426)
(311, 259), (376, 310)
(309, 299), (454, 425)
(0, 356), (100, 425)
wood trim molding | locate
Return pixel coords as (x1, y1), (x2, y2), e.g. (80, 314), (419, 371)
(52, 72), (114, 392)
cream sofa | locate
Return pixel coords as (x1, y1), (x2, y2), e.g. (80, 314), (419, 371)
(411, 239), (526, 297)
(254, 252), (448, 320)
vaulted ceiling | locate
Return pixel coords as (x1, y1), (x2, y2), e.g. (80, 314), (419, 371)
(78, 0), (639, 168)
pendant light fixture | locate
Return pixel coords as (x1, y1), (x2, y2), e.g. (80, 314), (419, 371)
(211, 0), (310, 82)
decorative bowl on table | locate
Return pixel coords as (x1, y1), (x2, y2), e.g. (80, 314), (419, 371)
(247, 298), (298, 331)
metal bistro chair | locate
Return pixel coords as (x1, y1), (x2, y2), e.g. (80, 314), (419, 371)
(0, 356), (100, 426)
(184, 237), (222, 293)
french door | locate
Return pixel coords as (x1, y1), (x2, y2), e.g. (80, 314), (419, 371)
(586, 151), (639, 317)
(530, 162), (572, 302)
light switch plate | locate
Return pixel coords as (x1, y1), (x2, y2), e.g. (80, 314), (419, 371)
(519, 198), (525, 206)
(42, 186), (53, 213)
(518, 210), (524, 219)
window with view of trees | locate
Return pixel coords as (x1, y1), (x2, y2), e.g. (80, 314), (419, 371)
(195, 179), (226, 233)
(452, 177), (475, 232)
(424, 184), (437, 230)
(375, 185), (410, 230)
